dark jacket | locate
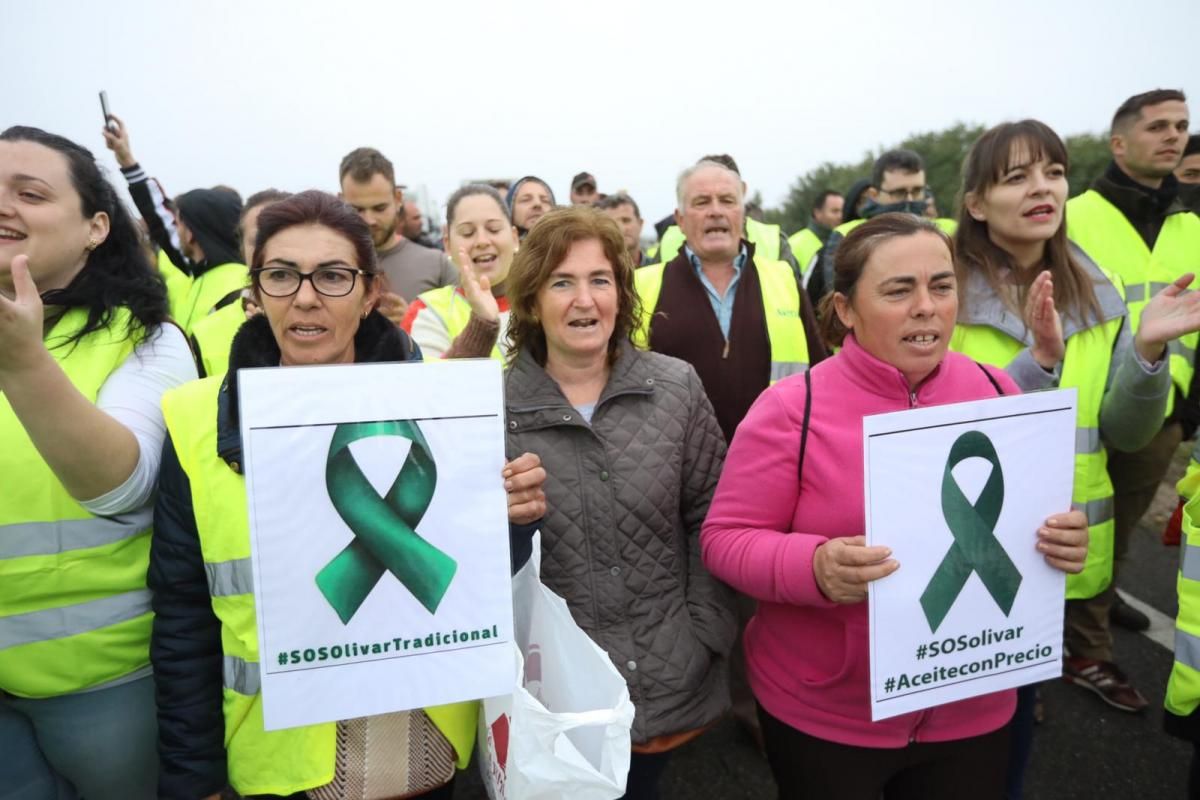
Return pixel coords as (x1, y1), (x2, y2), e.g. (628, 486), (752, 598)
(148, 312), (535, 799)
(504, 343), (736, 743)
(645, 243), (828, 443)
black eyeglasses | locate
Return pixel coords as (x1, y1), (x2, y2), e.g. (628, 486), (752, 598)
(251, 265), (368, 297)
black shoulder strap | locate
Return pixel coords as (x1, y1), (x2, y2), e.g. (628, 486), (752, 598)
(976, 361), (1005, 396)
(798, 369), (812, 485)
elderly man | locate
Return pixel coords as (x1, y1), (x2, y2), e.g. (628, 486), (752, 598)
(634, 159), (827, 747)
(634, 159), (826, 442)
(654, 154), (799, 275)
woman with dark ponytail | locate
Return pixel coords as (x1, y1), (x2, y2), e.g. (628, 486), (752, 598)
(0, 125), (197, 800)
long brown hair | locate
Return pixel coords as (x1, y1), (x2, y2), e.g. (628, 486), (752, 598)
(504, 207), (642, 365)
(954, 120), (1101, 326)
(817, 213), (954, 348)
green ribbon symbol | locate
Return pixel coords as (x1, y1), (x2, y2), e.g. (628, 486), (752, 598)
(316, 420), (457, 623)
(919, 430), (1022, 633)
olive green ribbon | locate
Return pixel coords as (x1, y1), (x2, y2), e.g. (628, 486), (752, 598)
(919, 430), (1022, 633)
(316, 420), (456, 623)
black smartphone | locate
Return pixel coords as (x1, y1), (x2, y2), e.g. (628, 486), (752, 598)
(99, 91), (117, 132)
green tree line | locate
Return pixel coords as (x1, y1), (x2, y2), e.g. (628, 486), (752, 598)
(766, 123), (1111, 234)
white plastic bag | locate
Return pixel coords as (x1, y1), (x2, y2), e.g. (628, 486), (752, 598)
(479, 533), (634, 800)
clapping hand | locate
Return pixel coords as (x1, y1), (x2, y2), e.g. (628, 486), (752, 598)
(459, 247), (499, 323)
(0, 255), (47, 375)
(1026, 270), (1064, 370)
(1136, 273), (1200, 364)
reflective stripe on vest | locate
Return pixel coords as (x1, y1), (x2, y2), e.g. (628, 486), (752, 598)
(0, 308), (154, 698)
(415, 284), (505, 362)
(633, 257), (810, 383)
(950, 308), (1122, 600)
(0, 511), (149, 559)
(1067, 191), (1200, 410)
(174, 262), (249, 335)
(656, 219), (783, 265)
(1167, 495), (1200, 718)
(161, 377), (478, 796)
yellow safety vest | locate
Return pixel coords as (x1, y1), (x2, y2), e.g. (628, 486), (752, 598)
(1067, 190), (1200, 414)
(158, 249), (193, 316)
(632, 257), (809, 383)
(1168, 453), (1200, 720)
(191, 300), (248, 378)
(161, 378), (477, 796)
(173, 262), (249, 335)
(0, 308), (154, 698)
(414, 284), (505, 362)
(788, 228), (823, 279)
(949, 252), (1126, 599)
(656, 218), (783, 265)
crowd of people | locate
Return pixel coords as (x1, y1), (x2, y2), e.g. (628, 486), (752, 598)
(1, 85), (1199, 800)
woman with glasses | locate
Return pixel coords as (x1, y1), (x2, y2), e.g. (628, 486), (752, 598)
(148, 190), (547, 800)
(0, 126), (197, 800)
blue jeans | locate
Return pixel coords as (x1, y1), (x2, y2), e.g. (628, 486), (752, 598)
(0, 674), (158, 800)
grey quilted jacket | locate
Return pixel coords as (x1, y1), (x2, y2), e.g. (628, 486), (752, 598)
(505, 342), (736, 743)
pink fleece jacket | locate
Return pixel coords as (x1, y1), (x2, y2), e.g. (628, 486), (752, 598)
(701, 334), (1022, 748)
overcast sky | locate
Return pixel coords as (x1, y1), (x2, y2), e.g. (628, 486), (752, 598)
(8, 0), (1198, 229)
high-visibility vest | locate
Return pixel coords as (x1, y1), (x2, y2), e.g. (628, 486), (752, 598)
(632, 257), (809, 383)
(949, 252), (1126, 599)
(788, 227), (823, 279)
(414, 284), (505, 362)
(1168, 454), (1200, 721)
(0, 307), (153, 698)
(656, 218), (783, 265)
(173, 262), (249, 335)
(161, 378), (478, 797)
(1067, 190), (1200, 415)
(191, 300), (248, 378)
(158, 249), (193, 314)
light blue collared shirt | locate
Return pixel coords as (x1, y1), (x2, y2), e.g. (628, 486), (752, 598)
(684, 244), (748, 340)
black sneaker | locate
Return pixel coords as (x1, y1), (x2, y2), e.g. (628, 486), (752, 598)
(1110, 597), (1150, 632)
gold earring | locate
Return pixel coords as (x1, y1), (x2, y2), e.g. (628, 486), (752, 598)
(86, 240), (99, 251)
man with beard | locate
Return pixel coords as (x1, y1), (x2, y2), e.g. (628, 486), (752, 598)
(809, 149), (956, 307)
(1176, 134), (1200, 213)
(1066, 89), (1200, 713)
(506, 176), (556, 239)
(338, 147), (456, 324)
(632, 160), (827, 748)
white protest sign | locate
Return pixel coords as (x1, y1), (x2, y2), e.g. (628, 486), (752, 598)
(239, 358), (515, 730)
(865, 388), (1077, 721)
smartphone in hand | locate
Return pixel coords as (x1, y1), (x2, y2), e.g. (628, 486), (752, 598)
(99, 91), (118, 133)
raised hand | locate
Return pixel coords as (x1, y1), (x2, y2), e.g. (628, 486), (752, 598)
(459, 247), (499, 323)
(1026, 270), (1063, 370)
(100, 114), (137, 168)
(0, 255), (47, 375)
(1135, 273), (1200, 364)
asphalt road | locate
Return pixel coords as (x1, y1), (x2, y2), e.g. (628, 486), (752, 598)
(453, 445), (1196, 800)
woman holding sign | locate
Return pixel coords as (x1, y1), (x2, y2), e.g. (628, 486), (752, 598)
(503, 206), (735, 800)
(701, 214), (1090, 800)
(402, 184), (520, 361)
(150, 191), (546, 800)
(0, 126), (196, 800)
(952, 120), (1198, 716)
